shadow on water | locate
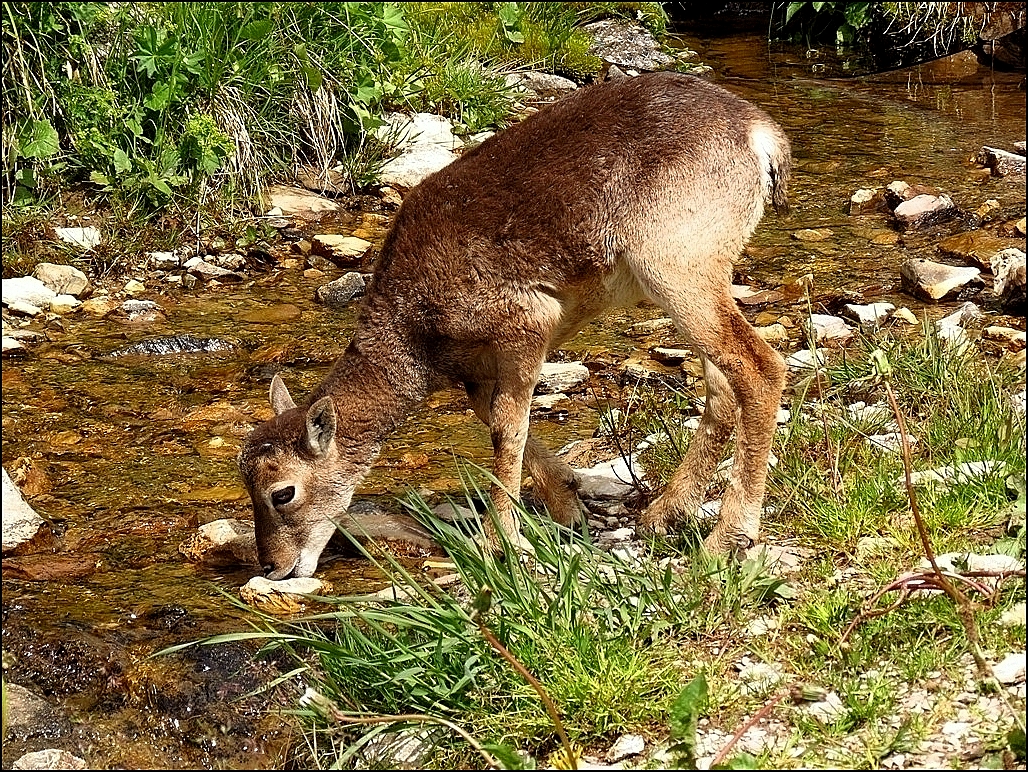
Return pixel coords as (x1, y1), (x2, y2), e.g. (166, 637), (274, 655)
(2, 32), (1025, 769)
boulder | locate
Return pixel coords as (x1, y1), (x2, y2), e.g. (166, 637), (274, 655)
(239, 576), (330, 615)
(975, 146), (1026, 177)
(937, 231), (1022, 270)
(574, 455), (641, 500)
(264, 184), (341, 218)
(315, 272), (367, 309)
(992, 247), (1026, 311)
(892, 194), (956, 230)
(378, 145), (456, 189)
(536, 362), (589, 394)
(2, 467), (48, 554)
(807, 314), (854, 344)
(584, 20), (675, 71)
(843, 302), (895, 326)
(311, 234), (373, 265)
(2, 275), (56, 309)
(900, 259), (982, 301)
(377, 113), (463, 152)
(32, 262), (90, 296)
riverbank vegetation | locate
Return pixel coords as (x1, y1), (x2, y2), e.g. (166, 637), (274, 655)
(1, 2), (663, 219)
(216, 326), (1025, 768)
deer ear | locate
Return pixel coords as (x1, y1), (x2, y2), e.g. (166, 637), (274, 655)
(305, 396), (337, 458)
(269, 374), (296, 415)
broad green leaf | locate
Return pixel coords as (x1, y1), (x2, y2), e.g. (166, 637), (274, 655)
(1009, 726), (1026, 760)
(670, 673), (708, 740)
(150, 177), (173, 197)
(89, 170), (111, 186)
(784, 2), (806, 25)
(20, 119), (60, 159)
(713, 752), (759, 769)
(380, 3), (407, 34)
(239, 18), (272, 41)
(112, 148), (132, 174)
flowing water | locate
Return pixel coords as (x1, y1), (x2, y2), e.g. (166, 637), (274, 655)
(1, 29), (1025, 769)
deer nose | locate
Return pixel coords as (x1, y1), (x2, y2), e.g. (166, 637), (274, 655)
(263, 564), (277, 577)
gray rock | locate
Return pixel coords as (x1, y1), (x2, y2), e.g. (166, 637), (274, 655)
(12, 750), (87, 770)
(936, 301), (983, 329)
(585, 20), (674, 71)
(2, 467), (46, 553)
(992, 248), (1026, 311)
(843, 302), (895, 326)
(118, 299), (164, 323)
(3, 683), (69, 741)
(378, 145), (456, 189)
(2, 276), (56, 309)
(900, 259), (982, 301)
(921, 551), (1022, 575)
(32, 262), (90, 297)
(807, 313), (854, 343)
(574, 455), (641, 500)
(505, 71), (578, 98)
(49, 294), (81, 314)
(264, 184), (341, 217)
(806, 690), (846, 723)
(893, 194), (956, 230)
(54, 226), (101, 250)
(785, 349), (824, 369)
(976, 146), (1026, 177)
(536, 362), (589, 394)
(377, 112), (463, 152)
(315, 272), (366, 309)
(607, 733), (645, 762)
(984, 325), (1027, 348)
(993, 651), (1025, 685)
(738, 661), (785, 696)
(184, 257), (243, 282)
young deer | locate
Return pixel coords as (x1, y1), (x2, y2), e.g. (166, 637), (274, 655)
(239, 72), (790, 580)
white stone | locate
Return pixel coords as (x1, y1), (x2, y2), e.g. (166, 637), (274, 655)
(892, 307), (918, 324)
(867, 433), (917, 453)
(377, 112), (464, 152)
(123, 279), (145, 295)
(936, 301), (982, 329)
(378, 145), (456, 189)
(920, 551), (1022, 575)
(536, 362), (589, 394)
(607, 733), (645, 762)
(2, 275), (56, 308)
(809, 313), (854, 342)
(843, 302), (895, 326)
(54, 226), (101, 250)
(2, 467), (46, 552)
(49, 293), (81, 313)
(575, 455), (642, 500)
(12, 750), (87, 770)
(739, 661), (785, 695)
(906, 460), (1005, 487)
(33, 262), (90, 296)
(993, 651), (1026, 685)
(1000, 602), (1026, 628)
(807, 691), (846, 723)
(785, 349), (824, 369)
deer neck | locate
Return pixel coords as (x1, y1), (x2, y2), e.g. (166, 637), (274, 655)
(307, 318), (429, 449)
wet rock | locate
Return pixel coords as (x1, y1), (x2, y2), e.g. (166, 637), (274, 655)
(80, 295), (119, 316)
(792, 228), (834, 241)
(183, 256), (243, 282)
(849, 187), (885, 215)
(32, 262), (90, 297)
(179, 518), (258, 567)
(3, 336), (25, 353)
(11, 749), (87, 770)
(315, 272), (366, 309)
(378, 145), (456, 189)
(937, 231), (1021, 270)
(984, 325), (1027, 348)
(109, 334), (234, 357)
(2, 276), (56, 310)
(536, 361), (589, 394)
(619, 354), (679, 383)
(2, 468), (49, 554)
(239, 576), (330, 615)
(264, 184), (340, 218)
(650, 346), (691, 365)
(239, 304), (302, 325)
(2, 553), (102, 581)
(48, 294), (81, 314)
(971, 198), (1001, 224)
(807, 314), (854, 344)
(893, 194), (956, 230)
(505, 71), (578, 98)
(892, 307), (919, 324)
(843, 302), (895, 326)
(975, 146), (1026, 177)
(122, 278), (146, 294)
(992, 247), (1026, 310)
(2, 683), (69, 741)
(993, 652), (1026, 685)
(532, 392), (569, 411)
(937, 301), (983, 331)
(629, 317), (673, 335)
(900, 259), (982, 301)
(585, 20), (674, 71)
(54, 226), (101, 250)
(574, 455), (641, 500)
(115, 299), (165, 323)
(311, 234), (373, 265)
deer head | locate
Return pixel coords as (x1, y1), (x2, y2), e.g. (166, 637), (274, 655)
(238, 374), (364, 579)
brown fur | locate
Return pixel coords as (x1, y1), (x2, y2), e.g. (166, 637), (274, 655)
(238, 72), (791, 579)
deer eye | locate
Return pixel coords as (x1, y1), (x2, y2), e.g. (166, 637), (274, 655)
(271, 486), (295, 508)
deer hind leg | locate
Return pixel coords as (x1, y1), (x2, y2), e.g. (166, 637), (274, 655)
(465, 381), (583, 529)
(631, 264), (786, 556)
